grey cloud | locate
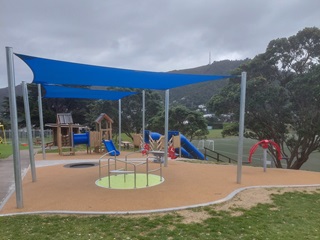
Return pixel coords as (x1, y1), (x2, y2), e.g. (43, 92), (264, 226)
(1, 0), (320, 88)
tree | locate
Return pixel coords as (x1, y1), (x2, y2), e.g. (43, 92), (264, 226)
(149, 105), (208, 141)
(84, 99), (117, 130)
(285, 65), (320, 169)
(84, 89), (164, 140)
(1, 84), (92, 128)
(1, 84), (165, 142)
(1, 95), (25, 127)
(207, 27), (320, 169)
(120, 90), (163, 137)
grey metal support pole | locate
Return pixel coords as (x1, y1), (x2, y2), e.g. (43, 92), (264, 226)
(164, 90), (169, 167)
(22, 81), (36, 182)
(142, 90), (145, 144)
(119, 99), (122, 151)
(263, 148), (267, 172)
(37, 84), (46, 159)
(6, 46), (23, 208)
(237, 72), (247, 184)
(118, 99), (121, 151)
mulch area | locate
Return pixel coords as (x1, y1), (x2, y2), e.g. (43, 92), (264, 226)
(1, 151), (320, 215)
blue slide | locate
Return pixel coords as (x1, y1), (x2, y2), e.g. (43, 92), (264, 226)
(103, 140), (120, 156)
(179, 147), (193, 159)
(168, 131), (205, 160)
(144, 130), (162, 143)
(180, 134), (205, 160)
(145, 130), (205, 160)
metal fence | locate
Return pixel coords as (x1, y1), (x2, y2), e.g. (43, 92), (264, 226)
(0, 129), (53, 144)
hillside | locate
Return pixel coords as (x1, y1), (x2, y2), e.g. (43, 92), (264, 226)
(168, 59), (248, 108)
(0, 84), (24, 114)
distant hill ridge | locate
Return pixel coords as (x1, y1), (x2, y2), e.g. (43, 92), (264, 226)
(169, 59), (248, 108)
(0, 84), (24, 113)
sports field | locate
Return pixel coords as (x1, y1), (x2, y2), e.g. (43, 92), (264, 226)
(196, 136), (320, 172)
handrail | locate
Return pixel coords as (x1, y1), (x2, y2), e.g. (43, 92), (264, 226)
(108, 158), (140, 188)
(124, 150), (145, 162)
(105, 156), (162, 189)
(98, 150), (163, 188)
(98, 152), (117, 180)
(204, 147), (237, 163)
(146, 156), (163, 187)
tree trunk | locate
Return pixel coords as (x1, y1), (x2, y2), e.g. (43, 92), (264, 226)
(290, 156), (309, 169)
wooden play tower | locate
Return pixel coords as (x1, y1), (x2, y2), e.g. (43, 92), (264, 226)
(49, 113), (82, 155)
(94, 113), (113, 152)
(46, 113), (115, 155)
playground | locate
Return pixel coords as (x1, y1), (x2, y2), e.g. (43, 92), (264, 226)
(1, 114), (320, 215)
(1, 148), (320, 215)
(2, 50), (320, 216)
(1, 111), (320, 215)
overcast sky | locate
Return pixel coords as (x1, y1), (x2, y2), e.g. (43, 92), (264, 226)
(1, 0), (320, 88)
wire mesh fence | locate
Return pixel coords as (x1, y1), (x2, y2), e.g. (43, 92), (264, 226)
(0, 129), (53, 144)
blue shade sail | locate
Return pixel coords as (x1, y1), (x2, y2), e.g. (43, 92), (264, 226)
(15, 53), (231, 90)
(42, 84), (137, 100)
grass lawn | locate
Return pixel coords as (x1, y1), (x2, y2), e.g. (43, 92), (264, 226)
(0, 144), (13, 159)
(0, 144), (29, 159)
(1, 190), (319, 239)
(205, 129), (224, 139)
(205, 136), (320, 172)
(1, 130), (319, 171)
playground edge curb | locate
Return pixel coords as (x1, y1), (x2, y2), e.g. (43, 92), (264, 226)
(1, 183), (320, 217)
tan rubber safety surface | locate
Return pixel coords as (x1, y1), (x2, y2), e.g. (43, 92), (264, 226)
(1, 151), (320, 215)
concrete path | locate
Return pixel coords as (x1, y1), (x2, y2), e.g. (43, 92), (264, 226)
(0, 150), (31, 209)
